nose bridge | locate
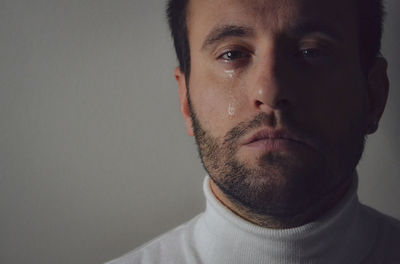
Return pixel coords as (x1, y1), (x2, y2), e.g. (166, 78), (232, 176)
(250, 45), (289, 110)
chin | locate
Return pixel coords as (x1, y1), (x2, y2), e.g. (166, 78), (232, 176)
(211, 151), (328, 216)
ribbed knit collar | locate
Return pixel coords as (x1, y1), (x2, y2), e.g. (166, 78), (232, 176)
(194, 173), (378, 264)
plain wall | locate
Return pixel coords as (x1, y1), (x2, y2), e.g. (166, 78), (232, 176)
(0, 1), (399, 263)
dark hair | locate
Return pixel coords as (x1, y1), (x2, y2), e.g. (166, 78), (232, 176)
(357, 0), (386, 73)
(167, 0), (385, 78)
(166, 0), (191, 80)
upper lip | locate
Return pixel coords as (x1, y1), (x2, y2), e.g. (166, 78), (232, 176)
(242, 128), (308, 146)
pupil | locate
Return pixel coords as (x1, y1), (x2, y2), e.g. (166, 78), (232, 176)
(227, 51), (239, 59)
(303, 49), (319, 57)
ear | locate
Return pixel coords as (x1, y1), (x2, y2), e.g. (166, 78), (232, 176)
(365, 57), (389, 134)
(174, 67), (194, 136)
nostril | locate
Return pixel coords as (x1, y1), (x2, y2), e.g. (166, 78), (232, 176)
(255, 100), (263, 108)
(254, 97), (291, 111)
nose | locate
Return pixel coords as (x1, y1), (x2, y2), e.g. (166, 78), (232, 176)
(250, 52), (293, 112)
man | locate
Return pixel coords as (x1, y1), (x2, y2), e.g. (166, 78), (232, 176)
(108, 0), (400, 263)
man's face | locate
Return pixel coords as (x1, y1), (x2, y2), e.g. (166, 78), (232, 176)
(176, 0), (385, 217)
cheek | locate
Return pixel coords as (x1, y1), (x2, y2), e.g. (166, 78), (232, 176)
(189, 66), (249, 136)
(301, 68), (367, 140)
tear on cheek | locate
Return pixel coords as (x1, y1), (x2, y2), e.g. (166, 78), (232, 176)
(225, 70), (237, 117)
(227, 94), (242, 118)
(228, 102), (236, 116)
(224, 70), (235, 79)
(221, 68), (248, 118)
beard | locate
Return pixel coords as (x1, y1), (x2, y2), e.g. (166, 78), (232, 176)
(187, 95), (366, 218)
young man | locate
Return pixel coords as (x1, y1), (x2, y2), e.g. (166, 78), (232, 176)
(108, 0), (400, 262)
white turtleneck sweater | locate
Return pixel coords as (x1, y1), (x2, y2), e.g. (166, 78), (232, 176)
(107, 175), (400, 264)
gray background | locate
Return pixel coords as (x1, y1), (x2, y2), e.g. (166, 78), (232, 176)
(0, 0), (399, 263)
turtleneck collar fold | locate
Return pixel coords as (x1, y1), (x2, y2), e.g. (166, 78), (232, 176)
(194, 173), (378, 264)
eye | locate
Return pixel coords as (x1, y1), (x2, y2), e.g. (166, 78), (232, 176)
(297, 48), (325, 58)
(219, 50), (250, 61)
(294, 46), (332, 66)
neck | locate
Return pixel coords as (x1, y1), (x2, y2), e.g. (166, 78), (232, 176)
(209, 176), (353, 229)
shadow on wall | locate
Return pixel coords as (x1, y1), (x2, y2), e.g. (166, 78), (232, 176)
(383, 0), (400, 141)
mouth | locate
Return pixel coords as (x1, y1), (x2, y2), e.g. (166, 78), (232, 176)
(242, 128), (314, 151)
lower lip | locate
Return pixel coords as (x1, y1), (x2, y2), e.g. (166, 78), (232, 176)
(243, 138), (302, 152)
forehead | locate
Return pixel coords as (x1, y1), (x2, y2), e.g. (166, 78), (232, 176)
(186, 0), (358, 43)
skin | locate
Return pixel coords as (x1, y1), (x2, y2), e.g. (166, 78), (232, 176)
(174, 0), (389, 228)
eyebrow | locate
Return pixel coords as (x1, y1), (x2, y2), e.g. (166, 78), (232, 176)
(201, 25), (254, 51)
(289, 22), (344, 42)
(201, 22), (343, 52)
